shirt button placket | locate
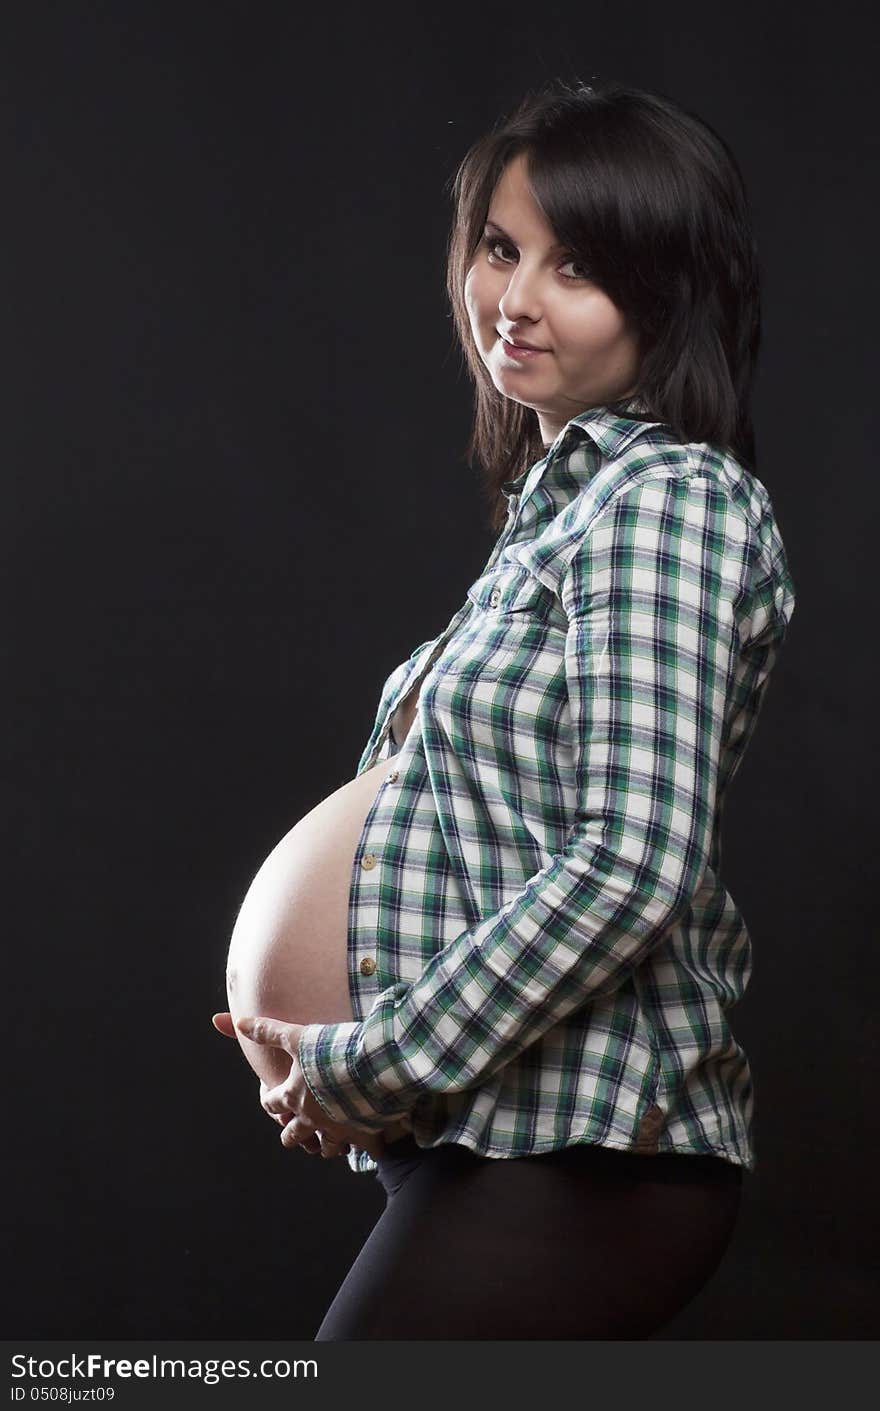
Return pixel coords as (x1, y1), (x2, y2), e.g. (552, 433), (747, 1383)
(357, 856), (379, 977)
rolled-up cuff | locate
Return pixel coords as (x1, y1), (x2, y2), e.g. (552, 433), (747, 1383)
(296, 1020), (411, 1130)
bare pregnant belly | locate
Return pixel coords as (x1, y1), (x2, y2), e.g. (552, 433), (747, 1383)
(224, 752), (408, 1131)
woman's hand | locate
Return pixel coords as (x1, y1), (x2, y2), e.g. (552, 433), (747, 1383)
(212, 1011), (411, 1160)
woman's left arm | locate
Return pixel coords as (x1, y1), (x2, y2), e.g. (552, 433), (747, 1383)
(295, 475), (772, 1131)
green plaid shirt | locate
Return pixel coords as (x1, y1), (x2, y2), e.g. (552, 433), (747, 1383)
(297, 401), (796, 1175)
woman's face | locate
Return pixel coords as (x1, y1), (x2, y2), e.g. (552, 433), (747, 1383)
(464, 151), (641, 447)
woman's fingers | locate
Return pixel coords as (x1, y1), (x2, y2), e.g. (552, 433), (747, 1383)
(317, 1133), (350, 1159)
(236, 1016), (303, 1057)
(261, 1089), (287, 1119)
(279, 1114), (317, 1150)
(257, 1072), (401, 1159)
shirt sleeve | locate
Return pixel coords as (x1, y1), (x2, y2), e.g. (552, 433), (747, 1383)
(297, 474), (750, 1129)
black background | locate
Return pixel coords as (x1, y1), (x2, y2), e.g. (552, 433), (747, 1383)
(4, 2), (877, 1338)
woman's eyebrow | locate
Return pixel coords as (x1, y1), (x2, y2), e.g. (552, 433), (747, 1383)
(484, 218), (567, 253)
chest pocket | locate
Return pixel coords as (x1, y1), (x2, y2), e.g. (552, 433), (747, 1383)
(431, 565), (569, 684)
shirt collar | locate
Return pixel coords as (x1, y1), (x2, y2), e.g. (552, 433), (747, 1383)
(556, 395), (666, 460)
(501, 397), (666, 498)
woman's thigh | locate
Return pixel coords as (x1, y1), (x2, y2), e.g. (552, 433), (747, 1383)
(314, 1139), (743, 1340)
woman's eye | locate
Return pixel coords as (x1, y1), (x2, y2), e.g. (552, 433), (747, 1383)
(483, 235), (515, 263)
(558, 257), (591, 281)
(481, 235), (589, 281)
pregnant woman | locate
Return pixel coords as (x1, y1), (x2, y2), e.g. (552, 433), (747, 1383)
(212, 77), (796, 1339)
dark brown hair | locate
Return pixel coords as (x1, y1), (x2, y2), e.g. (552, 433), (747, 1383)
(445, 78), (762, 531)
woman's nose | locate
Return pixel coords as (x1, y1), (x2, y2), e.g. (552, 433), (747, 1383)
(497, 262), (543, 325)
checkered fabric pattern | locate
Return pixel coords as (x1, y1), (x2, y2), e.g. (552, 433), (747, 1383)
(297, 400), (796, 1174)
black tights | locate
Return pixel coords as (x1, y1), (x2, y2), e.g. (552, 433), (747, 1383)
(315, 1133), (743, 1340)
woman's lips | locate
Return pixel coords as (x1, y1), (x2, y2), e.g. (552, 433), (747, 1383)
(498, 337), (548, 361)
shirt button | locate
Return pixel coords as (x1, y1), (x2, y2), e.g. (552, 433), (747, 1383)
(360, 853), (377, 870)
(359, 956), (377, 976)
(489, 588), (502, 608)
(385, 769), (400, 783)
